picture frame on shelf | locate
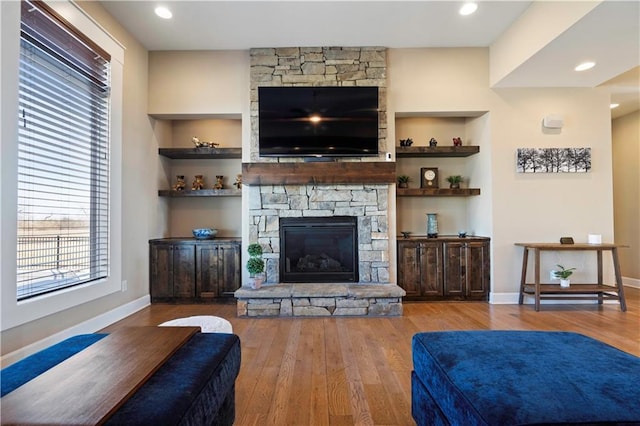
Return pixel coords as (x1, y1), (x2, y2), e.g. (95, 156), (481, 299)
(420, 167), (439, 188)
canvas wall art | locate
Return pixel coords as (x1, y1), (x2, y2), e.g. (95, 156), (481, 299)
(516, 147), (591, 173)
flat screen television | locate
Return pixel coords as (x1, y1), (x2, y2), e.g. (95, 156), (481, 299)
(258, 86), (379, 157)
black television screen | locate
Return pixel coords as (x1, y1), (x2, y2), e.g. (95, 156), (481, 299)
(258, 86), (379, 157)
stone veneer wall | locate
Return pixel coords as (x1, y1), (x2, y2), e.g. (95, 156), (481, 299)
(240, 47), (403, 316)
(249, 47), (387, 162)
(248, 47), (389, 285)
(247, 183), (390, 284)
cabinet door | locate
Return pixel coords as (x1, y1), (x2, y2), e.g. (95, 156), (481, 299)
(443, 241), (490, 300)
(150, 243), (173, 299)
(466, 241), (490, 300)
(172, 245), (196, 298)
(218, 243), (241, 295)
(197, 243), (241, 298)
(443, 242), (466, 298)
(398, 241), (421, 297)
(398, 240), (443, 297)
(418, 241), (443, 296)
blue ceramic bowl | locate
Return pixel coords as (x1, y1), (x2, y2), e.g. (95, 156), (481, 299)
(192, 228), (217, 240)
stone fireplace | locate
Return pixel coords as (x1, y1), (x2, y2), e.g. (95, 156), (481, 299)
(234, 46), (405, 317)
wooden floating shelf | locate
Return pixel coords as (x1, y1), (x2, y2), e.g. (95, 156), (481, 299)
(242, 162), (396, 185)
(395, 146), (479, 158)
(158, 189), (242, 197)
(158, 147), (242, 159)
(396, 188), (480, 197)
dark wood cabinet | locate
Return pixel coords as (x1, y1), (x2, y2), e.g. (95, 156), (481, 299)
(398, 237), (490, 301)
(149, 238), (241, 302)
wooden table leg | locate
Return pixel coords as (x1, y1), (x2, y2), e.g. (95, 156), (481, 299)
(534, 249), (541, 311)
(597, 250), (604, 305)
(611, 248), (627, 312)
(518, 247), (529, 305)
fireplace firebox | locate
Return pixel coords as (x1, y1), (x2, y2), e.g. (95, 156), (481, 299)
(280, 217), (358, 283)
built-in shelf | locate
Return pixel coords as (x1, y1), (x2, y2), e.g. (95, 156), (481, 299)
(158, 189), (242, 197)
(396, 188), (480, 197)
(395, 146), (479, 158)
(242, 162), (396, 185)
(158, 147), (242, 159)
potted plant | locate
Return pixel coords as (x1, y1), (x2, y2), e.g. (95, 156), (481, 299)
(397, 175), (411, 188)
(246, 243), (265, 289)
(554, 264), (576, 288)
(446, 175), (463, 189)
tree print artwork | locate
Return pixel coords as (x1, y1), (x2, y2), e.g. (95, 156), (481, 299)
(516, 148), (591, 173)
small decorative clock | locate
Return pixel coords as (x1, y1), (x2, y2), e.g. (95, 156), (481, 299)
(421, 167), (439, 188)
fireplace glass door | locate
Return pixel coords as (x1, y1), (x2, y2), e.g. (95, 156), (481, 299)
(280, 217), (358, 283)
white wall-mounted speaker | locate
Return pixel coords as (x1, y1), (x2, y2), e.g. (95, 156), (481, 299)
(543, 114), (564, 129)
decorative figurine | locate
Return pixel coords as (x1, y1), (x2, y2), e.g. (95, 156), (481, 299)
(429, 138), (438, 147)
(192, 175), (205, 190)
(453, 137), (462, 146)
(192, 136), (219, 149)
(213, 175), (224, 190)
(172, 175), (186, 191)
(234, 174), (242, 189)
(399, 138), (414, 147)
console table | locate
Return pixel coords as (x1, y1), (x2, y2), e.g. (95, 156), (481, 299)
(515, 243), (627, 312)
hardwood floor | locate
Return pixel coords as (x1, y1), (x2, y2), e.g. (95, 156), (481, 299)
(101, 287), (640, 426)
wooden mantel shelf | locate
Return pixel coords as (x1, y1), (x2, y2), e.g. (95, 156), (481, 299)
(242, 162), (396, 185)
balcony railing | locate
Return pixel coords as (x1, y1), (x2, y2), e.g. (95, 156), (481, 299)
(17, 235), (91, 299)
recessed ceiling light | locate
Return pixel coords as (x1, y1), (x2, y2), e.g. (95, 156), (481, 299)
(459, 2), (478, 16)
(610, 103), (619, 109)
(155, 6), (172, 19)
(574, 61), (595, 72)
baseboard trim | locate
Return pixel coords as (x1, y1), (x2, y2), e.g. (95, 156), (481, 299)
(489, 292), (520, 304)
(1, 295), (150, 368)
(623, 276), (640, 289)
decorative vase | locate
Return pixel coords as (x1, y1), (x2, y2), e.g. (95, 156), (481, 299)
(560, 278), (570, 288)
(449, 183), (460, 189)
(398, 182), (408, 188)
(426, 213), (438, 238)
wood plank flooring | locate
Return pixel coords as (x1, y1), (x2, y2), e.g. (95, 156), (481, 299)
(101, 288), (640, 426)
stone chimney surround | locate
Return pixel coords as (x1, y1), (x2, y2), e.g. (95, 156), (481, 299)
(235, 47), (405, 317)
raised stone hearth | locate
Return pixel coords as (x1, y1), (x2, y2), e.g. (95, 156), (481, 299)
(235, 283), (405, 317)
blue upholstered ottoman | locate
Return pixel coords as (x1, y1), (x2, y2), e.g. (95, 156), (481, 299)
(2, 332), (241, 426)
(412, 331), (640, 425)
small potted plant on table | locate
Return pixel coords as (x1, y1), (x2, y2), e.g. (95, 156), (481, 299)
(554, 264), (576, 288)
(246, 243), (265, 289)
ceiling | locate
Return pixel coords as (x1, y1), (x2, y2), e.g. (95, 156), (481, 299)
(99, 1), (639, 119)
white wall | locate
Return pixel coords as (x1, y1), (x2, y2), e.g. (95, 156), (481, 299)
(489, 87), (614, 296)
(388, 48), (615, 300)
(612, 111), (640, 281)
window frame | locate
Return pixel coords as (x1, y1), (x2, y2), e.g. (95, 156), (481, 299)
(17, 0), (111, 300)
(1, 0), (124, 330)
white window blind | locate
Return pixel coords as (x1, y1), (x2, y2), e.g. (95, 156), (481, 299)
(17, 0), (111, 300)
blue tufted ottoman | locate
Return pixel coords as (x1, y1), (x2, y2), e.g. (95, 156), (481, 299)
(412, 331), (640, 425)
